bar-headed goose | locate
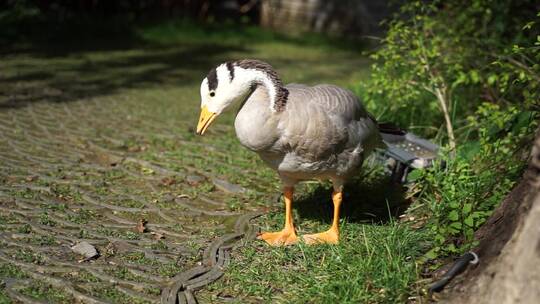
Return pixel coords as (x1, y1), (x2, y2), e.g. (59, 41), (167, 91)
(196, 59), (383, 246)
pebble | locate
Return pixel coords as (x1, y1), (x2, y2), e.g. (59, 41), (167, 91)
(71, 241), (99, 260)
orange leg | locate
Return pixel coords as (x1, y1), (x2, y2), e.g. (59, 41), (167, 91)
(303, 190), (342, 245)
(257, 187), (298, 246)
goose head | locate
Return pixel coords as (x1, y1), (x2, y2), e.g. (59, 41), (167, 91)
(196, 62), (253, 135)
(196, 60), (288, 135)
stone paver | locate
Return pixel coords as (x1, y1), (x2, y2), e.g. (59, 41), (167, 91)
(0, 92), (266, 303)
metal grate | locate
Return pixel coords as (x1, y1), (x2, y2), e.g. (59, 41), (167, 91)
(375, 132), (440, 183)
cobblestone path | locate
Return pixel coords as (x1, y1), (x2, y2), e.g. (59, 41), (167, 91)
(0, 21), (369, 302)
(0, 92), (272, 303)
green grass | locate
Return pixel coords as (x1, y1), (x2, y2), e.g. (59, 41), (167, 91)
(0, 263), (27, 304)
(1, 264), (68, 303)
(19, 282), (73, 303)
(106, 266), (146, 282)
(60, 270), (100, 283)
(90, 286), (150, 304)
(0, 263), (28, 279)
(208, 221), (427, 303)
(201, 171), (431, 303)
(0, 292), (10, 304)
(12, 249), (45, 265)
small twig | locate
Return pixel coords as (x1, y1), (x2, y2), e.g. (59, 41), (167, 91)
(239, 0), (259, 13)
(506, 56), (540, 83)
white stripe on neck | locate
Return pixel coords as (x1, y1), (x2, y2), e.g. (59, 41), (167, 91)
(236, 67), (277, 112)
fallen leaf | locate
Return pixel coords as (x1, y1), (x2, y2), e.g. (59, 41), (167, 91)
(136, 219), (148, 233)
(127, 146), (141, 152)
(104, 242), (116, 257)
(25, 175), (38, 182)
(141, 167), (155, 175)
(161, 177), (176, 186)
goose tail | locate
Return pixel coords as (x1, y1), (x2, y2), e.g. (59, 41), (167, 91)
(377, 122), (406, 136)
(376, 122), (407, 146)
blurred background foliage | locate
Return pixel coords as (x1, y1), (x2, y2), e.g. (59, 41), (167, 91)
(359, 0), (538, 144)
(0, 0), (393, 39)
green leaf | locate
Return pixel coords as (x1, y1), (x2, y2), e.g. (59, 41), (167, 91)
(458, 141), (481, 160)
(449, 201), (460, 209)
(448, 210), (459, 221)
(523, 21), (535, 30)
(407, 170), (422, 182)
(449, 222), (462, 229)
(425, 247), (440, 259)
(487, 74), (498, 85)
(464, 215), (474, 227)
(470, 70), (480, 83)
(463, 203), (472, 215)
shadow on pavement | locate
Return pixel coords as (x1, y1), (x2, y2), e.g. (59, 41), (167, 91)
(0, 18), (250, 108)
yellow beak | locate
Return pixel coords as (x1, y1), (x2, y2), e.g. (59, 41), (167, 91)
(196, 105), (218, 135)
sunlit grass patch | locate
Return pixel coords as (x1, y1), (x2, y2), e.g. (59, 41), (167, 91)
(201, 168), (430, 303)
(19, 281), (73, 303)
(0, 263), (28, 279)
(90, 286), (150, 304)
(208, 218), (429, 303)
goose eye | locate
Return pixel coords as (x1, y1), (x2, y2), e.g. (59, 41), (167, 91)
(209, 91), (215, 97)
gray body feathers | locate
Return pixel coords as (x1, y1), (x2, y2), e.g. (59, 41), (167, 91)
(234, 83), (382, 187)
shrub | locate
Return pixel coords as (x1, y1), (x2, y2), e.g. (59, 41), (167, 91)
(359, 0), (539, 259)
(359, 0), (538, 150)
(410, 103), (536, 258)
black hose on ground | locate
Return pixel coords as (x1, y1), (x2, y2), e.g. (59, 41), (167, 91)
(429, 251), (479, 293)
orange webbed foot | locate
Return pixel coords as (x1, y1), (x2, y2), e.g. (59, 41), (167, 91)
(302, 229), (339, 245)
(257, 229), (298, 246)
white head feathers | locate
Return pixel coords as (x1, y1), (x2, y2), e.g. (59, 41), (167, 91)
(199, 60), (288, 114)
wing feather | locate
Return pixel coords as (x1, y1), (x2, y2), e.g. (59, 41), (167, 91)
(276, 84), (380, 176)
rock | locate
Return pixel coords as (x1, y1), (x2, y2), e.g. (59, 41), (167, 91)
(211, 178), (246, 194)
(71, 242), (99, 260)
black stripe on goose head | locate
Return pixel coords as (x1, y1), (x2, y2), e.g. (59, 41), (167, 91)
(226, 61), (235, 81)
(206, 68), (218, 91)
